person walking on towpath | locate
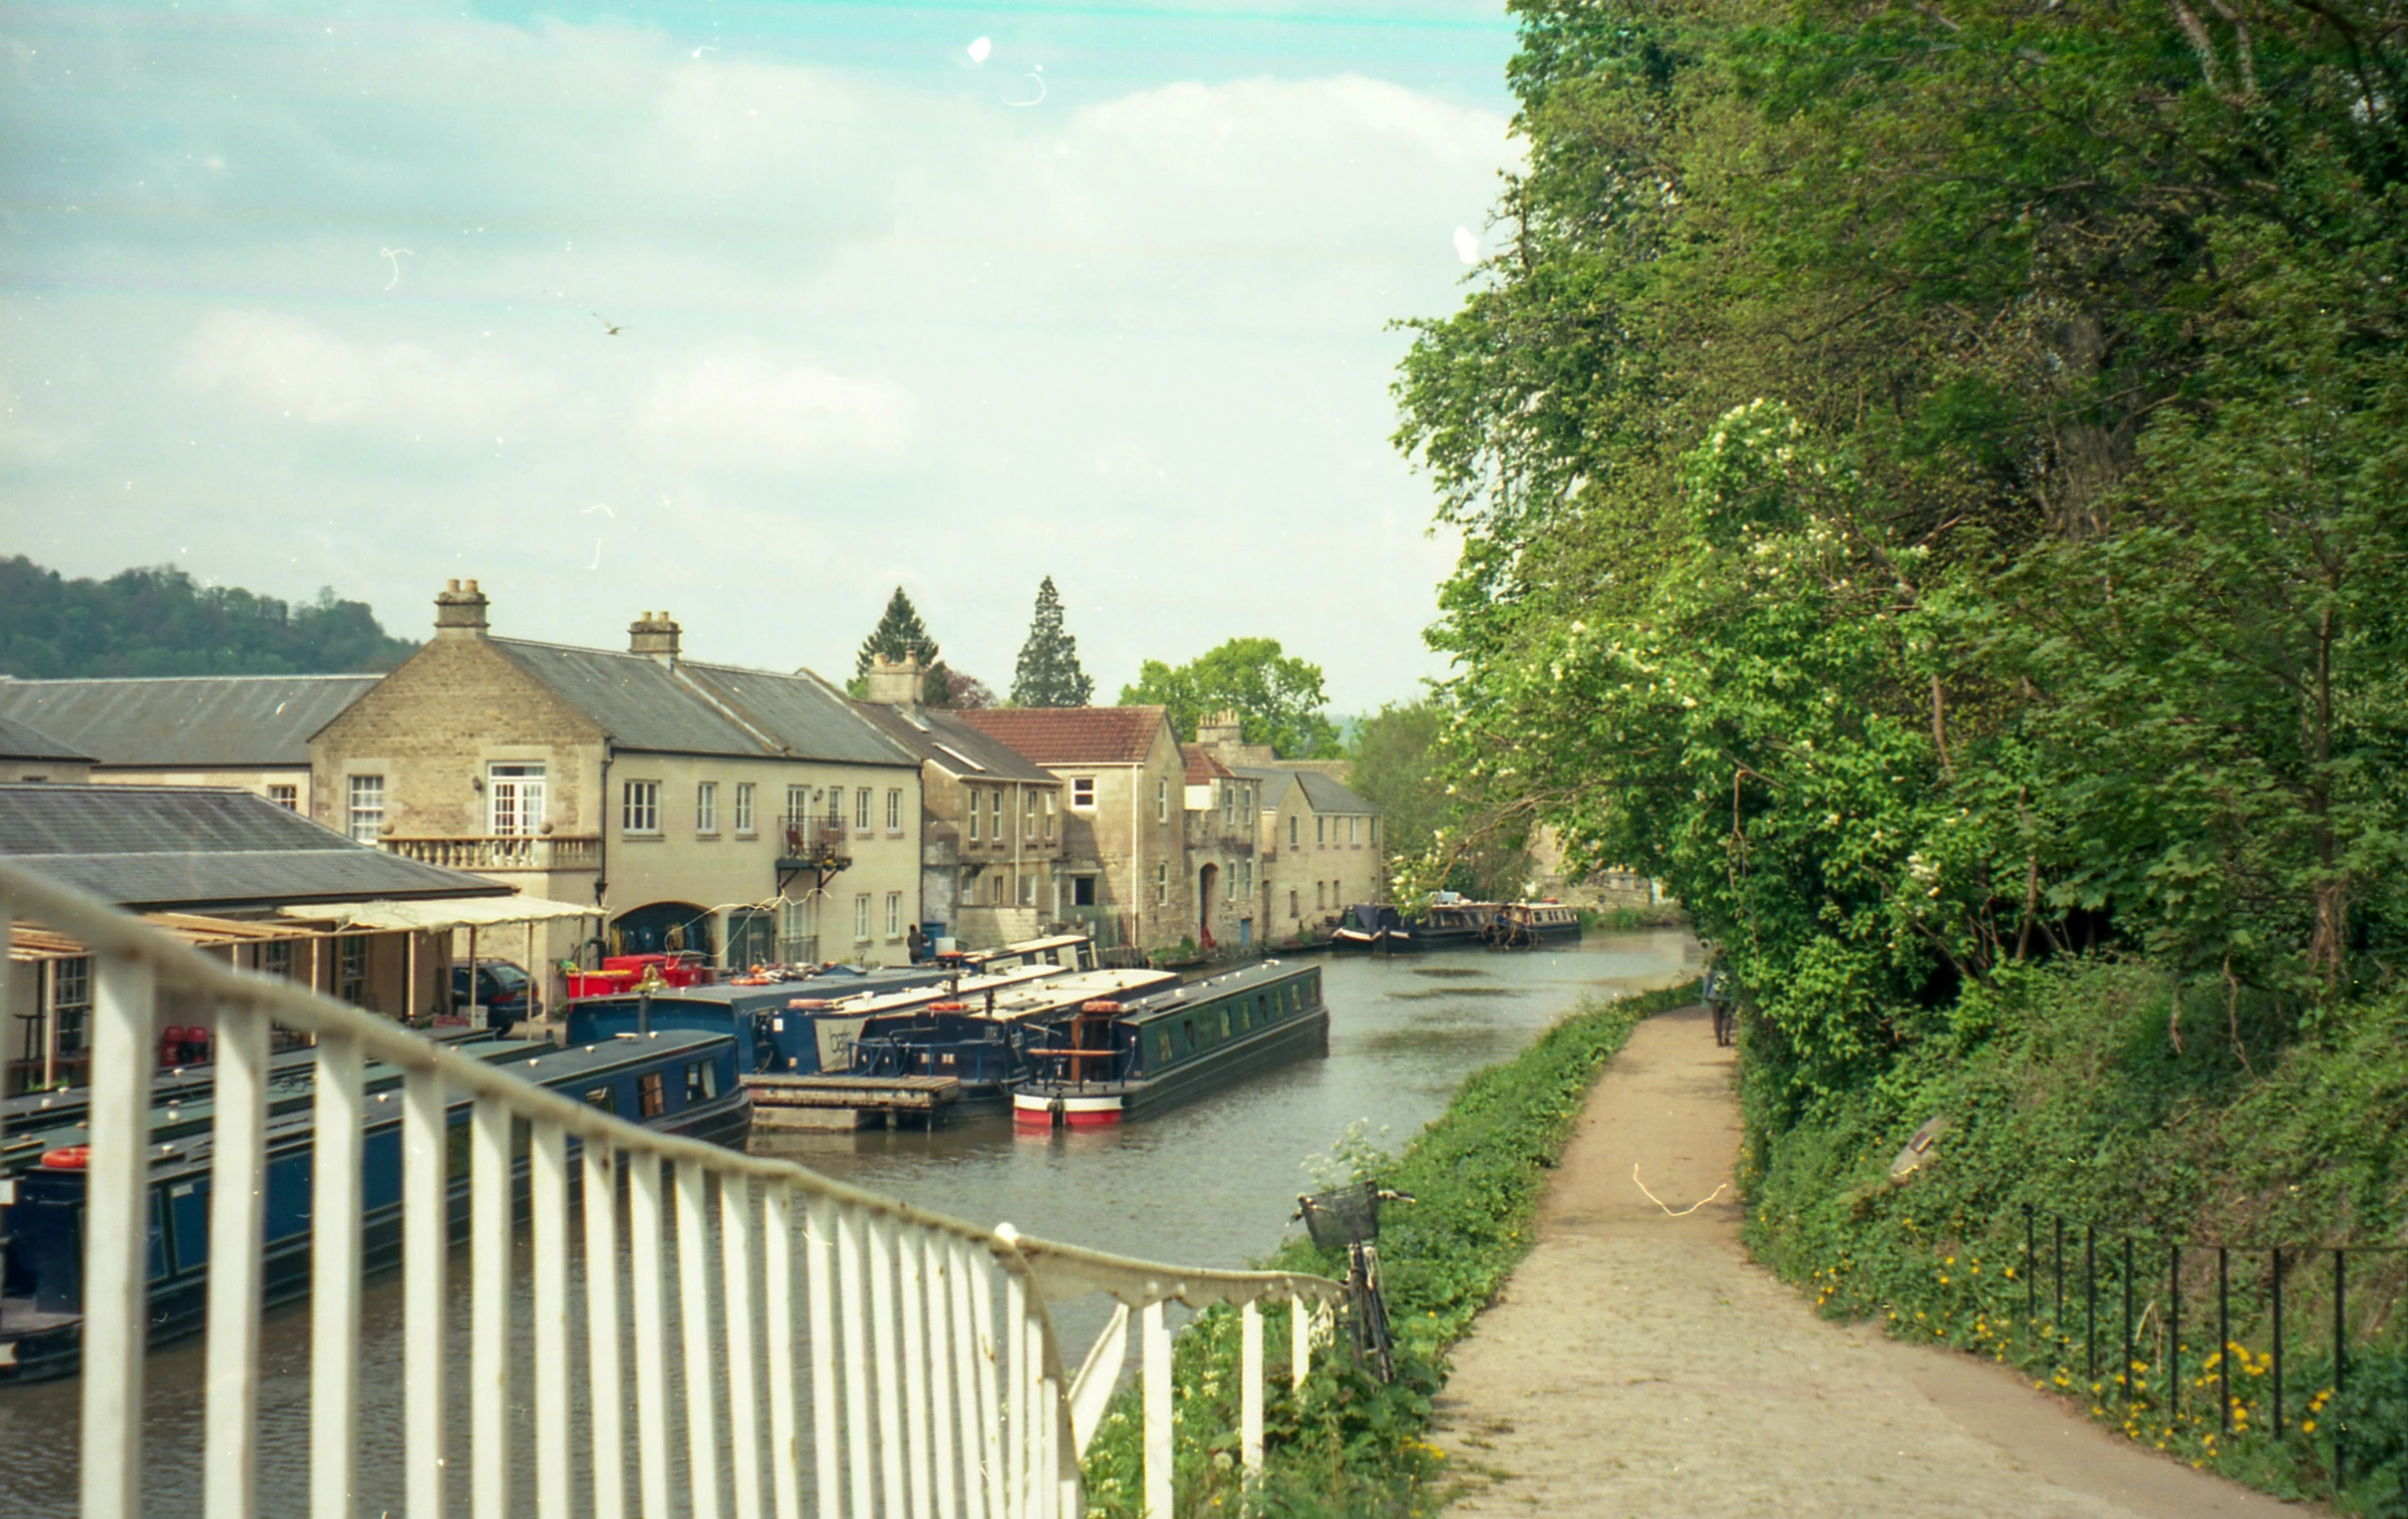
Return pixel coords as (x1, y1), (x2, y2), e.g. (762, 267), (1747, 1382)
(1430, 1003), (2310, 1518)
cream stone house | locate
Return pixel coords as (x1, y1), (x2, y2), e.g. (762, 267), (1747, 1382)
(1180, 744), (1261, 952)
(957, 706), (1192, 951)
(851, 656), (1066, 950)
(308, 582), (925, 992)
(0, 672), (377, 810)
(1238, 766), (1384, 946)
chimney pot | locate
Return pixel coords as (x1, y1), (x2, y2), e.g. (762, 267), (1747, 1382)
(434, 578), (491, 638)
(865, 652), (925, 706)
(629, 610), (683, 662)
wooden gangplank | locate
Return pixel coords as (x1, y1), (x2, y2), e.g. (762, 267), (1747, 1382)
(744, 1072), (963, 1129)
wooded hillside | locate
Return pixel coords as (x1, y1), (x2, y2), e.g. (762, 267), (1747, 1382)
(0, 557), (417, 678)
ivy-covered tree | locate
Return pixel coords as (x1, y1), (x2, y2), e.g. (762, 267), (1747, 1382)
(1119, 638), (1341, 759)
(852, 586), (952, 705)
(1009, 577), (1095, 708)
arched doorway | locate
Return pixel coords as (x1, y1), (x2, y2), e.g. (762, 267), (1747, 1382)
(611, 901), (716, 960)
(1197, 863), (1219, 950)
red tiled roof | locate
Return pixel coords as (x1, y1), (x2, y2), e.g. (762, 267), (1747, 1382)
(958, 706), (1169, 765)
(1179, 744), (1235, 783)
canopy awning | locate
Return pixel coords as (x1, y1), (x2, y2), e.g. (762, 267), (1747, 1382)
(276, 894), (601, 934)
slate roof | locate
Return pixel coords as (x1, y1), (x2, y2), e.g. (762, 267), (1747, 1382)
(958, 707), (1170, 766)
(1234, 765), (1379, 816)
(1179, 744), (1236, 784)
(486, 641), (915, 766)
(0, 674), (378, 767)
(0, 712), (92, 763)
(0, 783), (512, 910)
(850, 703), (1059, 783)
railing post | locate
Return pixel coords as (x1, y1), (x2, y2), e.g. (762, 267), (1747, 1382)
(924, 1230), (961, 1519)
(470, 1096), (512, 1519)
(532, 1120), (572, 1519)
(676, 1160), (725, 1519)
(203, 1001), (269, 1519)
(722, 1176), (765, 1519)
(837, 1205), (878, 1519)
(404, 1063), (450, 1516)
(631, 1152), (674, 1519)
(1242, 1300), (1265, 1478)
(1292, 1296), (1309, 1391)
(311, 1032), (365, 1519)
(901, 1224), (935, 1519)
(582, 1144), (627, 1519)
(871, 1213), (908, 1518)
(1004, 1255), (1030, 1516)
(81, 952), (156, 1519)
(763, 1185), (802, 1519)
(1142, 1299), (1172, 1519)
(805, 1195), (844, 1519)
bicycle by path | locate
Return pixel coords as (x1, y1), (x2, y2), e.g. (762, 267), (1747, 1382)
(1430, 1003), (2313, 1518)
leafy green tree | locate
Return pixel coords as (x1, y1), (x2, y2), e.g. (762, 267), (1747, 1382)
(1119, 638), (1341, 758)
(852, 586), (953, 705)
(1009, 577), (1094, 708)
(0, 557), (416, 678)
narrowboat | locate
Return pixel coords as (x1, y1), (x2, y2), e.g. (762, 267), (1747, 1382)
(1012, 961), (1330, 1128)
(1483, 902), (1584, 948)
(845, 968), (1181, 1110)
(1330, 897), (1500, 954)
(0, 1029), (749, 1383)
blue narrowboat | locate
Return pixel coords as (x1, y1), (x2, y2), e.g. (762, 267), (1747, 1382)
(845, 968), (1180, 1109)
(1011, 961), (1330, 1127)
(0, 1029), (749, 1383)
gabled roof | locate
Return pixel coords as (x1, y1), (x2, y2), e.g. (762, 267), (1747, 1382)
(0, 712), (92, 763)
(485, 641), (915, 767)
(1235, 765), (1379, 815)
(0, 674), (378, 767)
(0, 784), (512, 911)
(958, 707), (1170, 766)
(1179, 744), (1236, 785)
(850, 703), (1058, 783)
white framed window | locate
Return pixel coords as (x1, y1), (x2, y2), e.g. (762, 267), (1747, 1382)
(1350, 816), (1362, 846)
(1223, 785), (1235, 824)
(488, 762), (546, 836)
(1154, 863), (1168, 904)
(50, 956), (93, 1058)
(1225, 866), (1236, 902)
(1241, 860), (1254, 897)
(267, 783), (298, 810)
(1071, 776), (1095, 809)
(990, 788), (1003, 841)
(1043, 790), (1055, 839)
(968, 786), (982, 842)
(887, 787), (903, 831)
(1024, 788), (1037, 838)
(735, 782), (756, 835)
(886, 891), (903, 938)
(623, 779), (661, 835)
(1317, 815), (1327, 846)
(785, 784), (808, 829)
(856, 785), (873, 830)
(827, 786), (845, 823)
(696, 780), (719, 835)
(1156, 777), (1167, 821)
(1244, 785), (1255, 824)
(347, 773), (386, 843)
(854, 893), (871, 942)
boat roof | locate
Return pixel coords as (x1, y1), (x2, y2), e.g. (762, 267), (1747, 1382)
(1115, 960), (1315, 1026)
(862, 968), (1179, 1029)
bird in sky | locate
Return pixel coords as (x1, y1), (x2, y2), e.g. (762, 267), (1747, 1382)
(594, 313), (623, 336)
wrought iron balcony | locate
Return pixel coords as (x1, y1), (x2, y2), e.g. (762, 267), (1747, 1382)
(776, 813), (850, 868)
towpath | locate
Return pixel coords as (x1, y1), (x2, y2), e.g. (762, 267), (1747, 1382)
(1429, 1003), (2308, 1518)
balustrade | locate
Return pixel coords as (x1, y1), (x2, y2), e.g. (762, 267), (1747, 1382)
(381, 834), (601, 872)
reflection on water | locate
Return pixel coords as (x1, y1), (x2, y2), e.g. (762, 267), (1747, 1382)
(0, 931), (1693, 1514)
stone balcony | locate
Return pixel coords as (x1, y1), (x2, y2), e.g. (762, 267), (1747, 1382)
(382, 834), (602, 872)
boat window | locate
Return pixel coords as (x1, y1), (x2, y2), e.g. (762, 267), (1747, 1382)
(1154, 1029), (1173, 1064)
(1180, 1021), (1197, 1055)
(1218, 1009), (1231, 1040)
(584, 1085), (617, 1115)
(640, 1071), (667, 1119)
(685, 1060), (718, 1103)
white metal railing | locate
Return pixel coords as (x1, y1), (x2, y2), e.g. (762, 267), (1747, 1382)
(0, 860), (1343, 1519)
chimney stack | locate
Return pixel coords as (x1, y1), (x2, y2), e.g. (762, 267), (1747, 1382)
(865, 652), (924, 706)
(629, 611), (682, 662)
(1198, 709), (1245, 748)
(434, 578), (490, 638)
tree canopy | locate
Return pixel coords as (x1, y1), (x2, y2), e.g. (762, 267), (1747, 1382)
(1009, 576), (1094, 708)
(1119, 637), (1342, 758)
(0, 557), (417, 678)
(1395, 0), (2408, 1118)
(1345, 698), (1530, 898)
(852, 586), (956, 706)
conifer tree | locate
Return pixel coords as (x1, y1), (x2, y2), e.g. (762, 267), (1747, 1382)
(853, 586), (951, 704)
(1009, 576), (1094, 708)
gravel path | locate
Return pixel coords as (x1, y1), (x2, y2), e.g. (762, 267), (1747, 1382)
(1429, 1004), (2310, 1518)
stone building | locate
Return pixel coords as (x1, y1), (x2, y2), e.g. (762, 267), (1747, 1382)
(0, 714), (94, 783)
(956, 706), (1191, 952)
(1180, 744), (1261, 952)
(0, 673), (378, 811)
(1238, 765), (1384, 945)
(851, 656), (1065, 950)
(307, 582), (925, 994)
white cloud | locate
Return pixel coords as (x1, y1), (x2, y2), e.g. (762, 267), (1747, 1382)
(174, 310), (567, 439)
(642, 346), (913, 464)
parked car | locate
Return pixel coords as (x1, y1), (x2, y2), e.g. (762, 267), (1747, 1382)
(451, 959), (533, 1025)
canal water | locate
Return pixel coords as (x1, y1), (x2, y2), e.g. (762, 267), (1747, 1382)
(0, 930), (1693, 1515)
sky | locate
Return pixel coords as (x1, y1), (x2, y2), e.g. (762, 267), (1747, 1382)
(0, 1), (1524, 715)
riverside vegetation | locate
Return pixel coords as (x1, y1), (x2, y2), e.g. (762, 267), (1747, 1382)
(1077, 981), (1695, 1517)
(1389, 0), (2408, 1510)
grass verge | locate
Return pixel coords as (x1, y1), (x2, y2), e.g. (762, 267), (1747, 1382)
(1076, 978), (1700, 1517)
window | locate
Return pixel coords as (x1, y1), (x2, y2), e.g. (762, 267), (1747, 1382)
(786, 784), (808, 829)
(1019, 873), (1036, 907)
(488, 762), (546, 836)
(1071, 776), (1095, 809)
(638, 1072), (667, 1119)
(1072, 875), (1097, 908)
(854, 893), (871, 942)
(1316, 815), (1327, 846)
(261, 941), (293, 978)
(1317, 880), (1328, 909)
(968, 786), (981, 841)
(887, 787), (903, 831)
(990, 788), (1003, 841)
(827, 786), (845, 823)
(685, 1059), (719, 1103)
(1240, 861), (1253, 898)
(347, 773), (386, 843)
(50, 957), (92, 1059)
(1223, 785), (1235, 824)
(1154, 863), (1168, 904)
(1024, 789), (1037, 838)
(886, 891), (903, 938)
(1289, 815), (1299, 848)
(1350, 815), (1362, 846)
(338, 935), (369, 1006)
(584, 1085), (618, 1115)
(622, 779), (661, 835)
(1288, 889), (1299, 918)
(857, 786), (873, 829)
(1244, 785), (1255, 824)
(696, 780), (719, 834)
(267, 783), (298, 810)
(735, 782), (757, 834)
(1226, 866), (1237, 902)
(1156, 778), (1167, 821)
(1043, 791), (1054, 839)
